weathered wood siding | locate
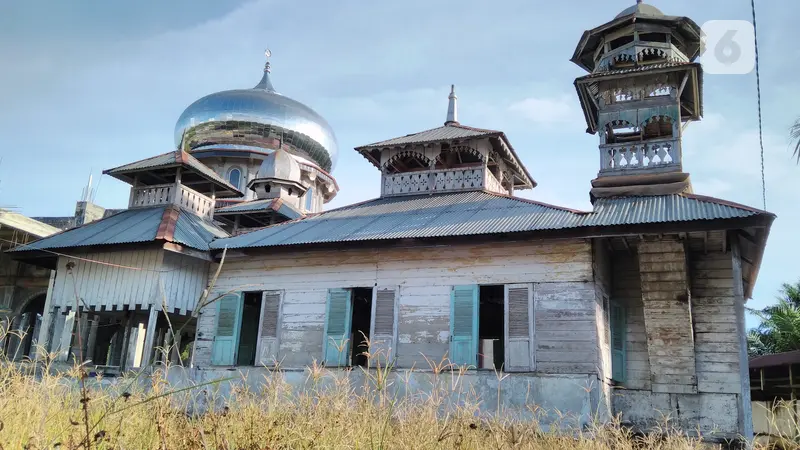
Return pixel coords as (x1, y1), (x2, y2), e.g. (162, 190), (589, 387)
(638, 238), (697, 394)
(611, 251), (650, 390)
(194, 239), (594, 369)
(160, 251), (210, 315)
(48, 249), (202, 313)
(689, 250), (742, 395)
(593, 240), (612, 383)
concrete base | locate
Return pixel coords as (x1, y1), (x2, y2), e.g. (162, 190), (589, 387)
(162, 367), (605, 429)
(612, 388), (740, 441)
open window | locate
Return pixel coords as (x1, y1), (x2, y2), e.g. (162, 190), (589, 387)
(450, 283), (534, 372)
(210, 290), (283, 366)
(323, 287), (398, 368)
(434, 145), (483, 170)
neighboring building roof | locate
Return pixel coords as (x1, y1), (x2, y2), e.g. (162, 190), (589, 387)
(0, 209), (60, 238)
(215, 198), (304, 220)
(10, 206), (228, 253)
(32, 216), (75, 231)
(354, 123), (536, 190)
(750, 350), (800, 370)
(211, 191), (769, 250)
(103, 150), (243, 197)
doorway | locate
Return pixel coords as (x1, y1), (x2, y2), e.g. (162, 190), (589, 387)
(236, 292), (262, 366)
(350, 288), (373, 367)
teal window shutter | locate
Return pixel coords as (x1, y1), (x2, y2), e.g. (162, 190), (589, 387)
(610, 301), (627, 382)
(450, 285), (478, 367)
(212, 292), (243, 365)
(323, 288), (353, 366)
(504, 284), (534, 372)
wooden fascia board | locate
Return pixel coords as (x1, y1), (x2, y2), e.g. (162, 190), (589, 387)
(163, 242), (213, 262)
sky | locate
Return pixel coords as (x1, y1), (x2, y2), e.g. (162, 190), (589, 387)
(0, 0), (798, 323)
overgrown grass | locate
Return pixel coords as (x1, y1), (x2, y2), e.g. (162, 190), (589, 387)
(0, 331), (777, 449)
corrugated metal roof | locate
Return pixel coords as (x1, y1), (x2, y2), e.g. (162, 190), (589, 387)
(104, 151), (242, 196)
(211, 191), (767, 250)
(576, 61), (698, 80)
(216, 198), (305, 220)
(355, 124), (500, 149)
(11, 206), (228, 253)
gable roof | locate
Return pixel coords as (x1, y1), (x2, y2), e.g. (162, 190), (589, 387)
(9, 205), (228, 254)
(104, 150), (243, 197)
(210, 191), (769, 250)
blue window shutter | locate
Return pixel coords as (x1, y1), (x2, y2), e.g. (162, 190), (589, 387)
(610, 302), (627, 382)
(450, 285), (478, 367)
(305, 187), (314, 211)
(324, 288), (352, 366)
(212, 292), (243, 365)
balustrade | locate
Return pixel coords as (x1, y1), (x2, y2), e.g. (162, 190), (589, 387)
(598, 42), (688, 72)
(382, 167), (505, 196)
(599, 138), (681, 174)
(129, 183), (214, 219)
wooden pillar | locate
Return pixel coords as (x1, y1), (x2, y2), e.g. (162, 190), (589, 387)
(35, 271), (57, 359)
(86, 315), (99, 363)
(731, 239), (754, 440)
(119, 312), (132, 370)
(77, 314), (90, 362)
(141, 307), (159, 368)
(638, 237), (697, 394)
(58, 311), (76, 362)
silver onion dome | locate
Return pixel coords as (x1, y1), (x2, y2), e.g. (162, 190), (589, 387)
(174, 56), (338, 172)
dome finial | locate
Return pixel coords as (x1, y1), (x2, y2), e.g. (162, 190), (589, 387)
(445, 84), (459, 126)
(254, 48), (276, 92)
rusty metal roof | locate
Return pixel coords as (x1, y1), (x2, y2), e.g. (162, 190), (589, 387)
(215, 198), (304, 220)
(750, 350), (800, 370)
(211, 191), (768, 250)
(9, 206), (228, 253)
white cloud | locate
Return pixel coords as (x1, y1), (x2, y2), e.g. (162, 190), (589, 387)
(508, 95), (577, 125)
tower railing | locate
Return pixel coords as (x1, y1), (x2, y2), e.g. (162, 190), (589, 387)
(599, 137), (681, 175)
(381, 166), (508, 197)
(129, 182), (215, 219)
(597, 41), (689, 72)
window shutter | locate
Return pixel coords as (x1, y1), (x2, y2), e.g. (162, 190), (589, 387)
(504, 283), (534, 372)
(369, 287), (398, 367)
(610, 302), (627, 382)
(212, 292), (243, 366)
(256, 291), (282, 366)
(450, 285), (478, 367)
(323, 289), (352, 366)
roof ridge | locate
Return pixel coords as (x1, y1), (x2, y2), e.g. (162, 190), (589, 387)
(155, 206), (180, 241)
(480, 190), (590, 214)
(449, 123), (502, 134)
(680, 192), (772, 215)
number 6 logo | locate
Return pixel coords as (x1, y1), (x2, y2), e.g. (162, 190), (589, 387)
(701, 20), (756, 75)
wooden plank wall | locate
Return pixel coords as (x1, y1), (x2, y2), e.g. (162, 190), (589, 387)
(638, 238), (697, 394)
(160, 252), (210, 315)
(611, 251), (651, 390)
(50, 249), (164, 311)
(593, 240), (612, 383)
(194, 239), (596, 369)
(690, 250), (742, 395)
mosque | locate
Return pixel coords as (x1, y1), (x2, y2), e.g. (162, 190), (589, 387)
(2, 2), (775, 441)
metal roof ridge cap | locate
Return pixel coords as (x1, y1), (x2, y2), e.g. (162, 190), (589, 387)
(680, 192), (773, 215)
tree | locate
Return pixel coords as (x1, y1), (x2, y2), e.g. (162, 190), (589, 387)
(792, 119), (800, 163)
(748, 281), (800, 356)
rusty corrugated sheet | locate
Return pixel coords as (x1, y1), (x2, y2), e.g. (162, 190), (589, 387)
(211, 191), (766, 250)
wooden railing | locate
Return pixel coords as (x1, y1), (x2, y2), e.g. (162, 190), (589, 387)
(382, 166), (507, 196)
(129, 183), (214, 219)
(597, 42), (689, 72)
(599, 137), (681, 174)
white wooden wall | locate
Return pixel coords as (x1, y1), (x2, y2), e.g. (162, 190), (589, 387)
(49, 249), (207, 314)
(194, 239), (597, 369)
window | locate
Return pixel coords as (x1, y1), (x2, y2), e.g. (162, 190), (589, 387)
(210, 291), (283, 366)
(228, 168), (242, 189)
(323, 287), (398, 367)
(305, 187), (314, 211)
(610, 301), (627, 382)
(450, 284), (534, 372)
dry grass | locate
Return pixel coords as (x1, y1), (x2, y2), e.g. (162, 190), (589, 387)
(0, 347), (745, 450)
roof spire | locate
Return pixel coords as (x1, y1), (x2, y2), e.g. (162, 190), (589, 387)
(445, 84), (458, 125)
(254, 48), (276, 92)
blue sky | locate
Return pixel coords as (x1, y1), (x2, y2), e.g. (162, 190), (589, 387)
(1, 0), (798, 320)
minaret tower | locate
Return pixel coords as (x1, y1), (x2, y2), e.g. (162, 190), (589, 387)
(572, 1), (703, 200)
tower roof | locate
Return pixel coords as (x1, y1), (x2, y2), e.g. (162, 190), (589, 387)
(615, 0), (664, 19)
